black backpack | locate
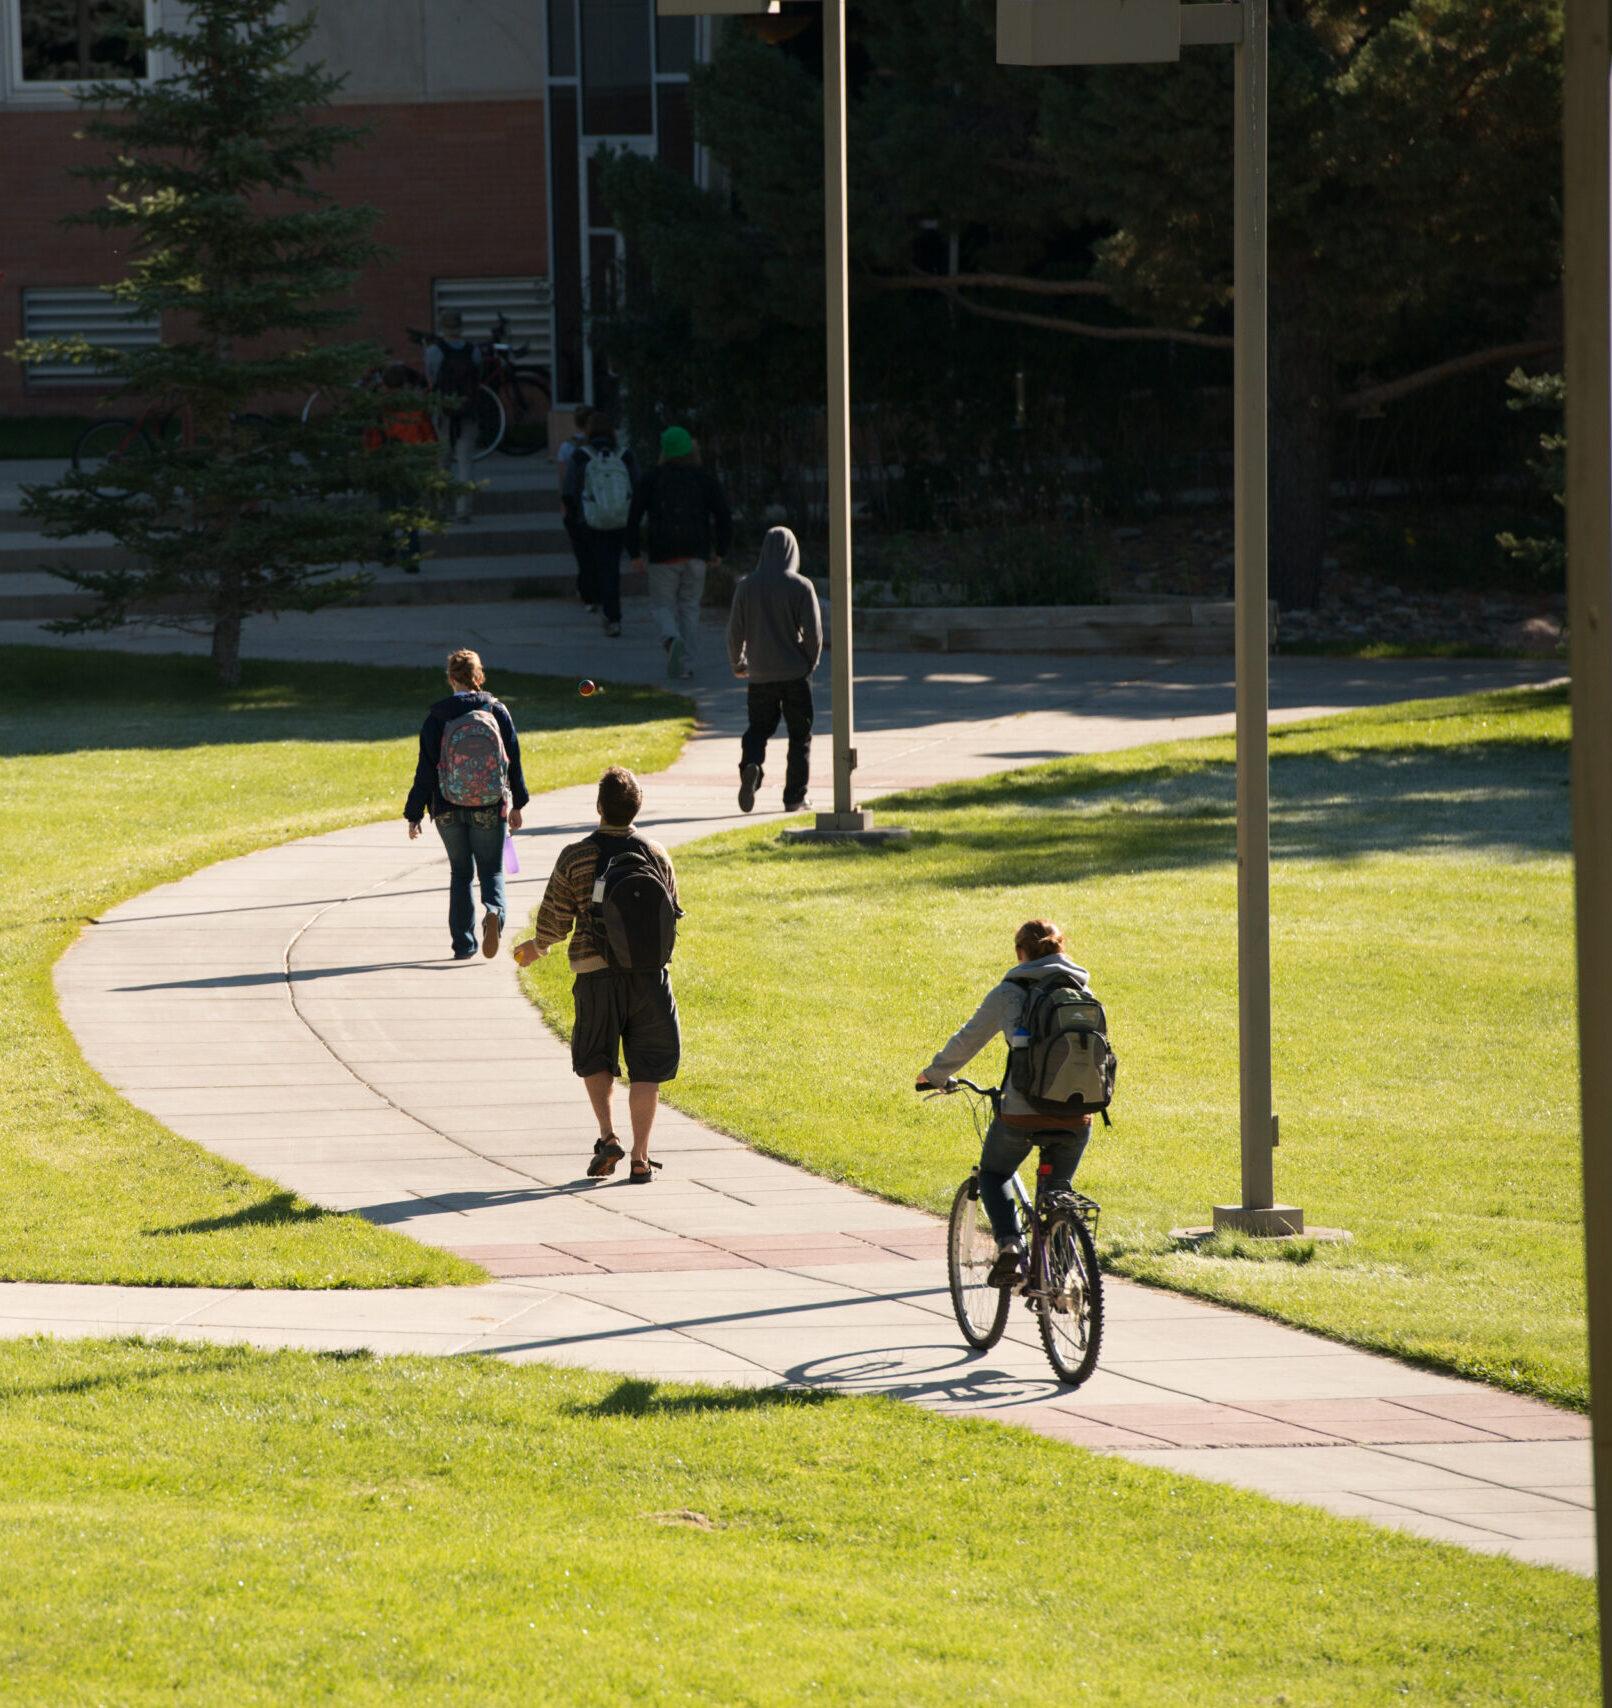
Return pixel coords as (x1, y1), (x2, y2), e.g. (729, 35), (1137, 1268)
(432, 338), (479, 414)
(1008, 969), (1118, 1125)
(647, 466), (711, 559)
(587, 833), (680, 970)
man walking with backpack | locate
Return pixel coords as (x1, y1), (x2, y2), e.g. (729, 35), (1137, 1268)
(727, 525), (824, 814)
(563, 415), (638, 638)
(425, 308), (482, 522)
(627, 425), (732, 678)
(513, 766), (681, 1184)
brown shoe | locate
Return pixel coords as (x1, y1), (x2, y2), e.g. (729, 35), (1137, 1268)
(628, 1158), (663, 1184)
(586, 1136), (626, 1178)
(481, 912), (502, 959)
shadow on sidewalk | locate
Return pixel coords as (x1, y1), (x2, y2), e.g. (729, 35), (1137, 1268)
(115, 959), (471, 991)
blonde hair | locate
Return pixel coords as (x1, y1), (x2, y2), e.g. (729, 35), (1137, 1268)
(1014, 918), (1064, 960)
(446, 648), (485, 690)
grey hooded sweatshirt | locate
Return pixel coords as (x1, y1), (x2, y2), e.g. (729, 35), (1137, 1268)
(922, 953), (1093, 1122)
(726, 526), (824, 684)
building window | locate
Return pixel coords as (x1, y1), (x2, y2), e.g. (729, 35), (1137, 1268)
(21, 286), (159, 386)
(15, 0), (149, 84)
(582, 0), (652, 136)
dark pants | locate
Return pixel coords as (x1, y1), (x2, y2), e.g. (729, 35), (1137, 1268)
(741, 677), (814, 806)
(435, 809), (506, 956)
(571, 968), (681, 1083)
(566, 515), (593, 605)
(977, 1118), (1090, 1246)
(579, 526), (625, 624)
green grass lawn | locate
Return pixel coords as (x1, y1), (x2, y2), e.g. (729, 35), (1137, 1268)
(526, 687), (1584, 1407)
(0, 1337), (1594, 1706)
(0, 646), (690, 1289)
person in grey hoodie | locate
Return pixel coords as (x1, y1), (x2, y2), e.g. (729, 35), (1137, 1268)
(726, 525), (824, 814)
(916, 919), (1095, 1288)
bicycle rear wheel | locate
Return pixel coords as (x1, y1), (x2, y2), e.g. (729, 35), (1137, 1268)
(1037, 1212), (1104, 1387)
(73, 418), (151, 480)
(496, 370), (550, 456)
(947, 1177), (1011, 1350)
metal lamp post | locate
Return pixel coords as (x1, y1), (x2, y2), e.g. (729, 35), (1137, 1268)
(999, 0), (1300, 1235)
(658, 0), (897, 840)
(1563, 0), (1612, 1656)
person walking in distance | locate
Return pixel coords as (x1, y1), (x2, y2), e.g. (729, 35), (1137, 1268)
(627, 425), (732, 679)
(405, 649), (528, 960)
(563, 413), (638, 638)
(727, 525), (824, 814)
(556, 407), (596, 609)
(514, 767), (682, 1184)
(425, 308), (482, 523)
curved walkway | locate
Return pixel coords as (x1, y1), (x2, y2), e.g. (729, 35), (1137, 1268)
(2, 620), (1590, 1574)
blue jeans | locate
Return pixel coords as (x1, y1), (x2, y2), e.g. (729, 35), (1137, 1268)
(977, 1117), (1090, 1246)
(435, 809), (505, 955)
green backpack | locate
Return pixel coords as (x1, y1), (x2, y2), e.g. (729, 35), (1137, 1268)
(1009, 970), (1117, 1125)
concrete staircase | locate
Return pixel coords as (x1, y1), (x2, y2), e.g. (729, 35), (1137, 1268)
(0, 458), (596, 618)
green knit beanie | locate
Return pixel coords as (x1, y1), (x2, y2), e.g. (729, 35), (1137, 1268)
(660, 424), (694, 460)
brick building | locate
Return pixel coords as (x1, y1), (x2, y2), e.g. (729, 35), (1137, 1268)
(0, 0), (709, 429)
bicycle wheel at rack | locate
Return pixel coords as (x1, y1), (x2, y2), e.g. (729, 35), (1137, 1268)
(947, 1176), (1011, 1349)
(469, 384), (506, 460)
(496, 370), (550, 455)
(1036, 1211), (1104, 1387)
(73, 418), (151, 483)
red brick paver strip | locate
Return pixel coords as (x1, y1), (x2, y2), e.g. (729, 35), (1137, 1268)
(16, 599), (1584, 1576)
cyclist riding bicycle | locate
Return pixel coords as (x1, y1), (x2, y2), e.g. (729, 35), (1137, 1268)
(915, 919), (1095, 1291)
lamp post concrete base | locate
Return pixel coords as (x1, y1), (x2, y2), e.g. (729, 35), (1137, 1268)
(1212, 1203), (1306, 1237)
(781, 811), (912, 845)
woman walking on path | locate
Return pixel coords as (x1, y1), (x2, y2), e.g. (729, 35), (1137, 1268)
(404, 649), (529, 961)
(563, 413), (639, 639)
(627, 425), (732, 679)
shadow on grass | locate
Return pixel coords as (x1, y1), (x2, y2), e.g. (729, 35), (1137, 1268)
(151, 1191), (341, 1236)
(566, 1376), (835, 1418)
(0, 647), (688, 756)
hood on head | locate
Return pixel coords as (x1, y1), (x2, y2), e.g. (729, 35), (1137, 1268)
(755, 525), (800, 577)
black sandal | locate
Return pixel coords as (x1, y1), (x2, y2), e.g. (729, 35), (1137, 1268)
(628, 1158), (663, 1185)
(586, 1136), (626, 1179)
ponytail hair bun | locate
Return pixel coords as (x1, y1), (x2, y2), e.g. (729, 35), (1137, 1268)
(446, 648), (485, 690)
(1014, 918), (1064, 960)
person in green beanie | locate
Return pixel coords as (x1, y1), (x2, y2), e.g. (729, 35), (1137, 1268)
(627, 424), (733, 678)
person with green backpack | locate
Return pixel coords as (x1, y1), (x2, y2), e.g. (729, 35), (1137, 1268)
(563, 414), (639, 638)
(915, 919), (1117, 1290)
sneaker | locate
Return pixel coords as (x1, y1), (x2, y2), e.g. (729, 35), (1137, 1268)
(737, 763), (759, 814)
(452, 948), (476, 961)
(666, 636), (686, 677)
(783, 796), (813, 813)
(481, 912), (502, 959)
(604, 621), (622, 638)
(986, 1246), (1025, 1289)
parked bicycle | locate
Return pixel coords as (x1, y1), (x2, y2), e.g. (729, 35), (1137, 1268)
(73, 404), (273, 485)
(301, 342), (505, 460)
(480, 312), (551, 456)
(924, 1076), (1105, 1387)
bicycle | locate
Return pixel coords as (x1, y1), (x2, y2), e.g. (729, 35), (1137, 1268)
(922, 1076), (1105, 1388)
(301, 339), (506, 460)
(481, 313), (551, 457)
(73, 404), (274, 486)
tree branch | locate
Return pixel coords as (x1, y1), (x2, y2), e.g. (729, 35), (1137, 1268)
(943, 290), (1233, 350)
(881, 271), (1114, 299)
(1340, 340), (1561, 414)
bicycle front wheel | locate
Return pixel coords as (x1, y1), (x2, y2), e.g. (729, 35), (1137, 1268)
(470, 384), (505, 459)
(1037, 1212), (1104, 1387)
(73, 418), (151, 479)
(947, 1177), (1011, 1350)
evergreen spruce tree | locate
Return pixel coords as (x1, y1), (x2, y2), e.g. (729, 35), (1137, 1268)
(12, 0), (453, 684)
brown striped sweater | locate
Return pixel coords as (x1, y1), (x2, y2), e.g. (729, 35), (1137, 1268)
(532, 824), (680, 973)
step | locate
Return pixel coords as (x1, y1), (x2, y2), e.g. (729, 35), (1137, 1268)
(0, 513), (571, 576)
(0, 555), (647, 619)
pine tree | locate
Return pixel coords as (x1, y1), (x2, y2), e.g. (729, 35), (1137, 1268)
(11, 0), (454, 684)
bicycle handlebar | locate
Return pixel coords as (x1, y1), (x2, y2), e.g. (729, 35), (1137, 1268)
(914, 1076), (995, 1098)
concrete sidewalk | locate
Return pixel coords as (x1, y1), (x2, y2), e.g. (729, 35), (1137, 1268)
(12, 619), (1589, 1574)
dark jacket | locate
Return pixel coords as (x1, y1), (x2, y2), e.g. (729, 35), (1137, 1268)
(625, 462), (733, 563)
(404, 690), (530, 824)
(563, 436), (640, 531)
(726, 526), (824, 684)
